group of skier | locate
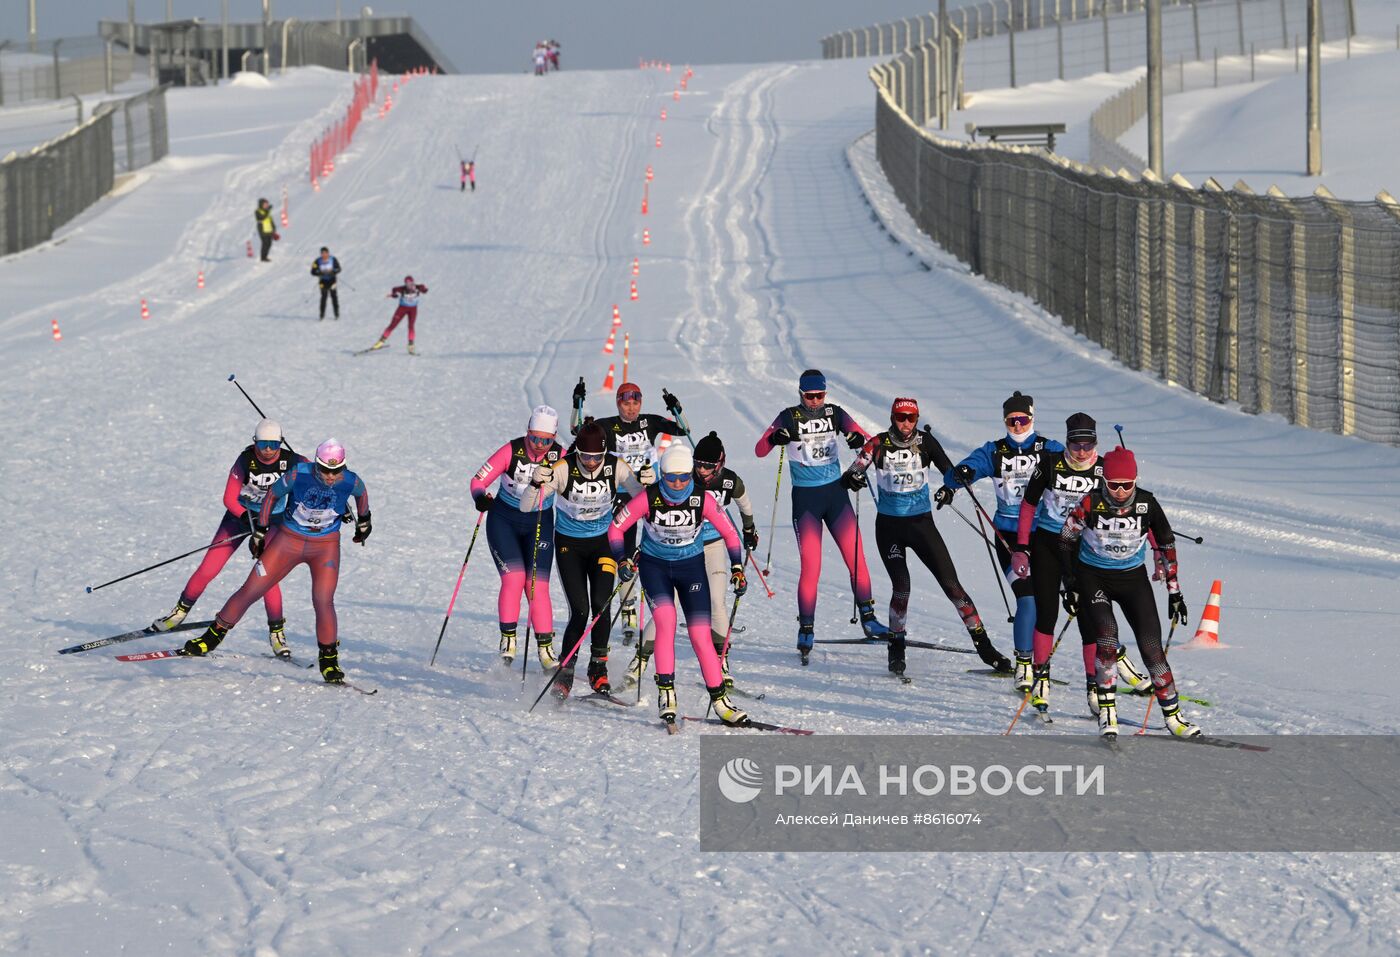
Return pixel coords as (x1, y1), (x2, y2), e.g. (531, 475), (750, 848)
(533, 41), (561, 75)
(466, 369), (1203, 738)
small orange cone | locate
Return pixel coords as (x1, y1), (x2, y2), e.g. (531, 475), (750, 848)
(660, 108), (667, 121)
(51, 319), (63, 342)
(246, 240), (254, 258)
(641, 196), (648, 215)
(603, 330), (616, 354)
(655, 134), (662, 148)
(1190, 580), (1223, 644)
(623, 333), (630, 382)
(140, 299), (150, 320)
(630, 280), (638, 301)
(642, 229), (651, 245)
(673, 88), (680, 102)
(313, 177), (320, 192)
(612, 304), (621, 325)
(646, 165), (653, 182)
(632, 257), (639, 276)
(601, 363), (615, 392)
(280, 209), (288, 228)
(197, 270), (205, 289)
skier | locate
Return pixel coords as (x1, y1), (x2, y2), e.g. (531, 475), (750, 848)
(548, 40), (561, 71)
(1058, 447), (1200, 739)
(571, 379), (688, 644)
(470, 405), (566, 667)
(1012, 413), (1153, 714)
(310, 246), (341, 320)
(609, 444), (749, 728)
(150, 419), (300, 658)
(941, 391), (1061, 692)
(754, 369), (885, 661)
(254, 198), (279, 262)
(180, 439), (372, 685)
(460, 160), (476, 193)
(519, 416), (643, 697)
(533, 44), (548, 76)
(628, 430), (759, 690)
(368, 277), (427, 354)
(842, 398), (1013, 677)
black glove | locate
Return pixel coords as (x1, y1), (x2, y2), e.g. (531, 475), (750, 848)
(353, 512), (372, 544)
(474, 493), (494, 513)
(1167, 592), (1188, 626)
(953, 464), (976, 486)
(840, 469), (867, 492)
(249, 524), (268, 558)
(662, 388), (682, 415)
(1062, 589), (1079, 617)
(770, 427), (793, 446)
(572, 377), (587, 405)
(341, 508), (354, 525)
(618, 558), (637, 582)
(742, 526), (759, 552)
(730, 563), (748, 598)
(845, 432), (865, 450)
(934, 486), (955, 509)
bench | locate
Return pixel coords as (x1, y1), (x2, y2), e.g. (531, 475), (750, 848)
(964, 122), (1067, 153)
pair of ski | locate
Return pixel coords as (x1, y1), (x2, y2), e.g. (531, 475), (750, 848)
(967, 668), (1214, 708)
(118, 648), (379, 695)
(662, 716), (813, 736)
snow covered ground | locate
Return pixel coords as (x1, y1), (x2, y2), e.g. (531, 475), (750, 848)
(3, 53), (1398, 955)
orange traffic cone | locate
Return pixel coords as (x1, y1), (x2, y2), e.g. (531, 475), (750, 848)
(246, 240), (254, 258)
(632, 258), (639, 276)
(280, 209), (288, 227)
(313, 176), (320, 192)
(601, 363), (615, 392)
(140, 299), (150, 320)
(197, 270), (205, 289)
(1190, 580), (1223, 645)
(642, 229), (651, 245)
(51, 319), (63, 342)
(630, 280), (638, 302)
(660, 108), (667, 121)
(641, 196), (648, 215)
(603, 330), (616, 354)
(612, 304), (621, 325)
(623, 333), (630, 382)
(655, 134), (662, 148)
(673, 89), (680, 102)
(646, 165), (654, 182)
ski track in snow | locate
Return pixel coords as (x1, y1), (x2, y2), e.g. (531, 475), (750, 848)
(3, 59), (1398, 956)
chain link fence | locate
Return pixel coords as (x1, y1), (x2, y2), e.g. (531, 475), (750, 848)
(1, 86), (168, 256)
(868, 15), (1400, 446)
(0, 37), (137, 106)
(269, 20), (360, 73)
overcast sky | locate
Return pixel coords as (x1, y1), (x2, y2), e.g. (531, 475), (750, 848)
(1, 1), (959, 74)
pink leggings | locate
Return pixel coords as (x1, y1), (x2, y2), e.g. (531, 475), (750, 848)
(216, 527), (340, 646)
(182, 511), (283, 621)
(382, 305), (417, 341)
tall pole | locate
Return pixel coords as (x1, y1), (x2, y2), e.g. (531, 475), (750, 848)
(938, 0), (950, 128)
(28, 0), (38, 51)
(220, 0), (229, 80)
(1146, 0), (1164, 175)
(262, 0), (272, 76)
(1306, 0), (1321, 174)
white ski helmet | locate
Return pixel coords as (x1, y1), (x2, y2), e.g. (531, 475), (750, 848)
(660, 444), (693, 477)
(254, 419), (282, 443)
(528, 404), (559, 435)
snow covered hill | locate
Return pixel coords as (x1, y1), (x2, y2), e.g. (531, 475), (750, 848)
(3, 57), (1397, 955)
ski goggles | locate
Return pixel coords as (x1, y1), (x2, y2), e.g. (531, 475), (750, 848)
(577, 450), (605, 465)
(801, 391), (827, 402)
(892, 412), (918, 424)
(616, 390), (643, 402)
(525, 433), (555, 448)
(1067, 440), (1097, 453)
(316, 462), (345, 476)
(1004, 414), (1033, 429)
(694, 459), (721, 472)
(662, 472), (691, 486)
(255, 439), (281, 452)
(1105, 480), (1136, 493)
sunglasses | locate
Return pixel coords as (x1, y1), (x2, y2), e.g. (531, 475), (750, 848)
(317, 464), (345, 476)
(1067, 441), (1096, 453)
(254, 439), (281, 452)
(1105, 480), (1135, 492)
(617, 391), (642, 402)
(802, 391), (827, 401)
(525, 434), (555, 447)
(694, 460), (720, 471)
(892, 413), (918, 424)
(1005, 415), (1032, 428)
(578, 451), (604, 465)
(662, 472), (691, 485)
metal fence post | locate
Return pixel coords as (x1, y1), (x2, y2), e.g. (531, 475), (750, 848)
(1102, 3), (1112, 73)
(1191, 0), (1202, 60)
(1235, 0), (1246, 54)
(52, 39), (62, 98)
(1314, 187), (1356, 436)
(1057, 16), (1065, 78)
(1008, 18), (1018, 88)
(1279, 0), (1289, 47)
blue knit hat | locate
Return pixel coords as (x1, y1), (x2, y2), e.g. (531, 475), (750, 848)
(798, 369), (827, 393)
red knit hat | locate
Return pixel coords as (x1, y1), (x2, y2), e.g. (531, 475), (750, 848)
(891, 397), (919, 419)
(1102, 448), (1138, 482)
(616, 382), (642, 400)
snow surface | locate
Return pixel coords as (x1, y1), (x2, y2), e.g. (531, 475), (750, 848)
(4, 55), (1399, 955)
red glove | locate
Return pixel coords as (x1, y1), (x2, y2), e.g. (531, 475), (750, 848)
(272, 232), (281, 241)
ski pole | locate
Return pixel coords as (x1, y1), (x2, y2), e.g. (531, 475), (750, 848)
(1004, 613), (1075, 734)
(428, 512), (485, 667)
(228, 373), (298, 457)
(849, 486), (862, 625)
(527, 567), (632, 713)
(1138, 617), (1178, 734)
(959, 481), (1016, 552)
(1114, 423), (1126, 448)
(961, 487), (1014, 623)
(706, 591), (745, 718)
(762, 447), (785, 576)
(521, 505), (545, 685)
(745, 547), (774, 597)
(86, 533), (251, 593)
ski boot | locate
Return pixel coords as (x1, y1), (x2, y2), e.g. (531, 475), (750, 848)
(587, 655), (611, 694)
(151, 597), (194, 633)
(536, 632), (558, 670)
(1097, 686), (1118, 738)
(887, 630), (907, 677)
(707, 685), (748, 727)
(1030, 665), (1051, 712)
(368, 337), (388, 351)
(620, 598), (639, 644)
(550, 667), (575, 701)
(499, 629), (517, 666)
(969, 625), (1013, 673)
(407, 341), (417, 356)
(625, 645), (651, 686)
(718, 653), (734, 691)
(1086, 679), (1101, 716)
(318, 642), (344, 684)
(179, 621), (227, 657)
(857, 600), (889, 638)
(1116, 646), (1153, 693)
(797, 624), (814, 666)
(656, 673), (678, 728)
(267, 617), (290, 659)
(1014, 652), (1034, 693)
(1163, 703), (1202, 738)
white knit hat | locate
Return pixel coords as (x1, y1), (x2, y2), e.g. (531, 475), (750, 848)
(528, 404), (559, 435)
(660, 444), (693, 476)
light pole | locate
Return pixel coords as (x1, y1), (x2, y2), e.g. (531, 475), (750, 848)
(1305, 0), (1321, 174)
(221, 0), (229, 81)
(1146, 0), (1164, 175)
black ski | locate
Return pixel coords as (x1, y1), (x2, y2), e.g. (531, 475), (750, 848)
(816, 636), (974, 655)
(968, 667), (1070, 686)
(579, 691), (635, 707)
(58, 619), (214, 655)
(694, 682), (766, 701)
(682, 715), (814, 736)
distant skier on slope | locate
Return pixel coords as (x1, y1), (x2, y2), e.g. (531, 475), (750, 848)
(310, 246), (341, 320)
(149, 419), (302, 659)
(609, 443), (748, 729)
(842, 398), (1012, 677)
(470, 406), (565, 668)
(941, 391), (1061, 692)
(180, 439), (372, 685)
(367, 276), (427, 354)
(254, 198), (279, 262)
(1058, 447), (1200, 739)
(754, 369), (886, 662)
(460, 160), (475, 192)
